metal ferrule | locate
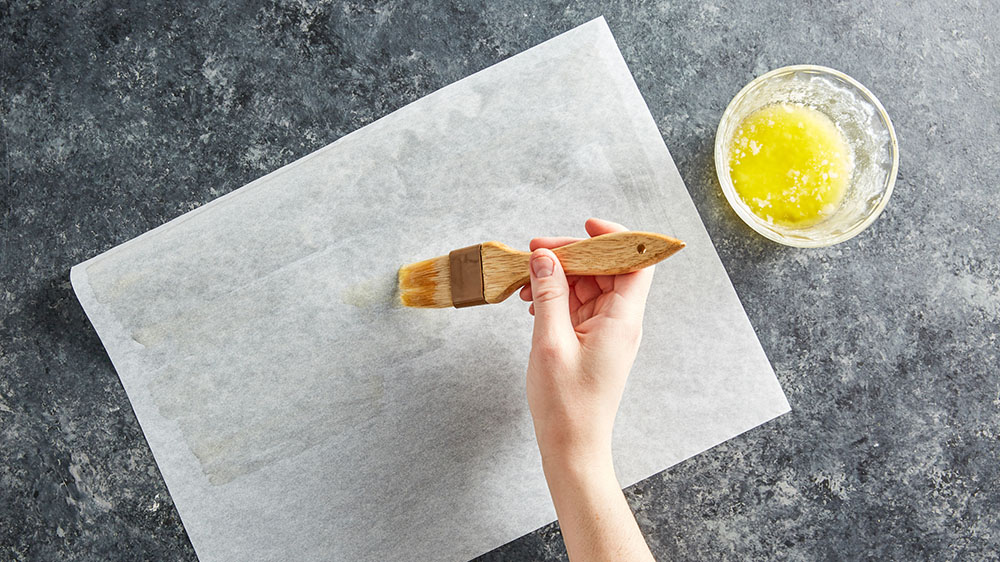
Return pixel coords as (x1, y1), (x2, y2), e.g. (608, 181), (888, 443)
(448, 244), (486, 308)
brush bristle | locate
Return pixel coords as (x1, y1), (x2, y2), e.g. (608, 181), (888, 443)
(397, 254), (452, 308)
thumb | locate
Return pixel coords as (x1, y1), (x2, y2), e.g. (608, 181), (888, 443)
(529, 249), (574, 348)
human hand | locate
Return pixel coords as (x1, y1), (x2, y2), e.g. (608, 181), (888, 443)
(520, 217), (655, 470)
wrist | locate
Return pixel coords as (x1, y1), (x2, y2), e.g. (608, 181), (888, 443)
(534, 420), (615, 478)
(540, 446), (624, 531)
(540, 443), (616, 486)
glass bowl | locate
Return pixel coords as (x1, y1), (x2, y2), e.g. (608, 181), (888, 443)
(714, 65), (898, 247)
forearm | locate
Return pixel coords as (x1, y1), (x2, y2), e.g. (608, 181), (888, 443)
(542, 452), (656, 562)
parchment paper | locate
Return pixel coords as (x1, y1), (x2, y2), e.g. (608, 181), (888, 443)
(71, 18), (789, 562)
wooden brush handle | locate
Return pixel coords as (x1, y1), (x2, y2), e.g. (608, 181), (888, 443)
(481, 231), (685, 304)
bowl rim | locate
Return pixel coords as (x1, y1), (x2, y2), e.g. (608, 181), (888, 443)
(714, 64), (899, 248)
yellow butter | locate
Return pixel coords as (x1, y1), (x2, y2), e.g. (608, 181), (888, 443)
(728, 103), (853, 226)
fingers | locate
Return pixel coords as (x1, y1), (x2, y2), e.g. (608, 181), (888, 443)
(532, 218), (627, 252)
(524, 218), (655, 320)
(585, 217), (627, 237)
(613, 269), (655, 303)
(520, 283), (535, 302)
(534, 217), (626, 249)
(573, 276), (602, 305)
(575, 298), (597, 321)
(528, 249), (575, 349)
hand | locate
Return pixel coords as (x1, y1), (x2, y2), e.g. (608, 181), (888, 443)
(521, 217), (657, 562)
(520, 217), (654, 468)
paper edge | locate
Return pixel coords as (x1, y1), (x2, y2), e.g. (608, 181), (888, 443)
(70, 263), (207, 551)
(69, 14), (794, 560)
(593, 18), (793, 487)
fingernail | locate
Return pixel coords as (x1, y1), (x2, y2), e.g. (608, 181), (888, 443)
(531, 254), (554, 278)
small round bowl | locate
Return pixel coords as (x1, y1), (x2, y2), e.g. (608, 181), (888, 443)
(714, 65), (898, 247)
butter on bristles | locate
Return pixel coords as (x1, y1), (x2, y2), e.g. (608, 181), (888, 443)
(397, 254), (453, 308)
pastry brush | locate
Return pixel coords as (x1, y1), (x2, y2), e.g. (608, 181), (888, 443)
(398, 231), (685, 308)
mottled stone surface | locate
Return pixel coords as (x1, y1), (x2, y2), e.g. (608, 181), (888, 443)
(2, 1), (997, 560)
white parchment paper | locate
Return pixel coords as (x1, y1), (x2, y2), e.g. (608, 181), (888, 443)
(71, 18), (789, 562)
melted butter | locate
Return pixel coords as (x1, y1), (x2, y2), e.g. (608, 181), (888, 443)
(728, 103), (853, 226)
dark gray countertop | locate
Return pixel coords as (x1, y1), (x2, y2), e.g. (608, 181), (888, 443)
(3, 1), (998, 560)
